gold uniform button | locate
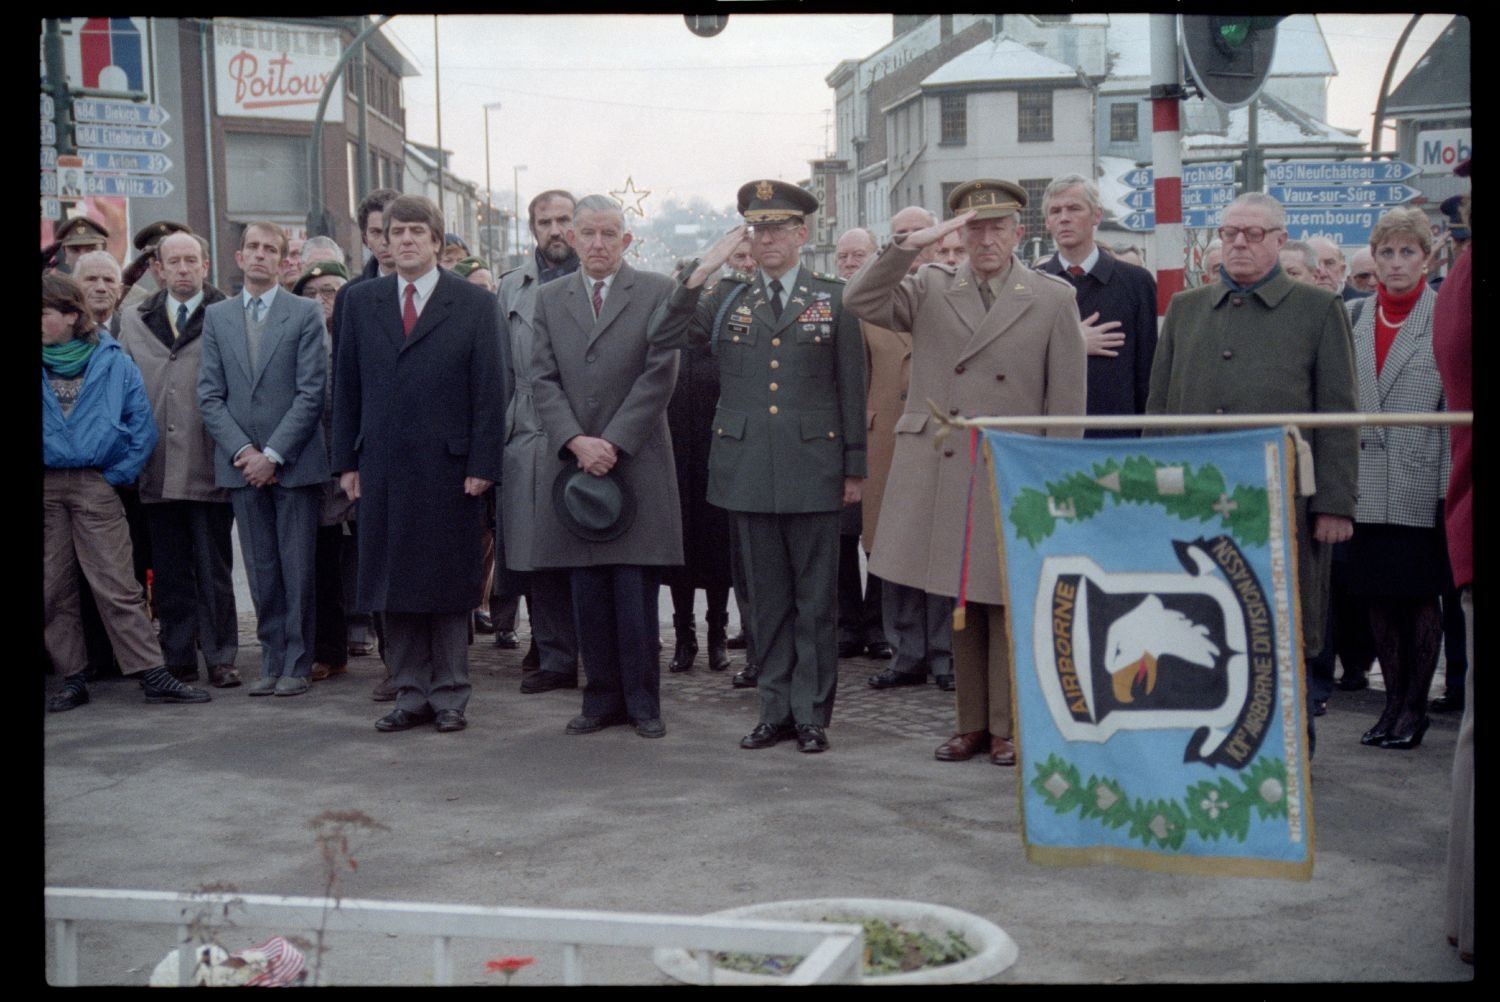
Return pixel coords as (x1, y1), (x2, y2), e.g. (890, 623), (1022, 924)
(826, 431), (835, 439)
(769, 405), (779, 415)
(771, 338), (781, 347)
(732, 335), (740, 342)
(769, 382), (779, 391)
(814, 335), (822, 343)
(717, 427), (724, 435)
(770, 359), (779, 369)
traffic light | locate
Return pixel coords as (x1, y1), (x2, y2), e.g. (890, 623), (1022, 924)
(1181, 16), (1284, 109)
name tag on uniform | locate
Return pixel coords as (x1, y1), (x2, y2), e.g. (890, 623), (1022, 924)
(727, 322), (750, 336)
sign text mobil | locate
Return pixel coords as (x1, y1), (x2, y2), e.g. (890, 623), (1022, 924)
(1416, 129), (1471, 175)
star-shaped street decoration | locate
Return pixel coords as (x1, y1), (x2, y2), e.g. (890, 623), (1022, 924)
(611, 176), (651, 217)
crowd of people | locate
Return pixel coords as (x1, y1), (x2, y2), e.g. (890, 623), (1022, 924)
(42, 166), (1471, 959)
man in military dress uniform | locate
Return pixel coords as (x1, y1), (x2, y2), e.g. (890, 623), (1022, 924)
(648, 180), (867, 753)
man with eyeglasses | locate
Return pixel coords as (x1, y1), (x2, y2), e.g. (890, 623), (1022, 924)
(649, 179), (867, 754)
(1347, 247), (1377, 295)
(1145, 192), (1358, 751)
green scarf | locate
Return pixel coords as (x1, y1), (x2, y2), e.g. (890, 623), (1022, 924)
(42, 335), (99, 379)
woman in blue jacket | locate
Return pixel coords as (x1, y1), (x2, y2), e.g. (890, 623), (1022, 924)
(42, 271), (211, 711)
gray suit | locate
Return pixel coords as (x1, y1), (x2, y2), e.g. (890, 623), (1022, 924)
(199, 288), (328, 680)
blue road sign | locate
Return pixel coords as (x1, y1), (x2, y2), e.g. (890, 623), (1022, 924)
(1121, 185), (1236, 211)
(42, 197), (61, 218)
(1282, 207), (1380, 247)
(42, 146), (57, 169)
(41, 171), (57, 197)
(1119, 206), (1227, 232)
(1268, 183), (1421, 207)
(79, 149), (173, 174)
(1118, 162), (1237, 189)
(72, 97), (170, 127)
(41, 120), (57, 146)
(85, 174), (174, 198)
(74, 123), (171, 150)
(41, 93), (55, 119)
(1265, 160), (1419, 184)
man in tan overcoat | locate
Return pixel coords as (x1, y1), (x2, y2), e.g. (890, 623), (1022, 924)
(844, 180), (1087, 766)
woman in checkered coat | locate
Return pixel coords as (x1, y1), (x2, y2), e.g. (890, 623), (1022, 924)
(1347, 207), (1452, 751)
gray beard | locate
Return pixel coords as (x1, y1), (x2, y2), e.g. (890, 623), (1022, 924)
(541, 239), (571, 264)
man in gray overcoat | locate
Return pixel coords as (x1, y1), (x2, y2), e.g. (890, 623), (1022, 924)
(496, 189), (583, 690)
(530, 195), (682, 739)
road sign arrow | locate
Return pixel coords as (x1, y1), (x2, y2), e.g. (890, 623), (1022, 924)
(85, 174), (175, 199)
(1268, 183), (1421, 207)
(74, 124), (172, 151)
(1264, 160), (1419, 184)
(72, 97), (171, 127)
(78, 149), (173, 174)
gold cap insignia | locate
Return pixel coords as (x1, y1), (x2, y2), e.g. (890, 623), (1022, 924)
(756, 180), (774, 201)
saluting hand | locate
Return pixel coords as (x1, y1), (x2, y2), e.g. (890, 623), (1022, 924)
(894, 211), (974, 252)
(687, 224), (750, 288)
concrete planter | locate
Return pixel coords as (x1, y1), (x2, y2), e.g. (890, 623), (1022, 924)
(653, 897), (1018, 985)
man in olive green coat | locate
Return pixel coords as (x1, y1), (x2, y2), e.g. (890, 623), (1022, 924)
(649, 180), (867, 754)
(1146, 191), (1358, 659)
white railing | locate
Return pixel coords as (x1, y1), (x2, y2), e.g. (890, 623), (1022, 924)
(45, 887), (864, 987)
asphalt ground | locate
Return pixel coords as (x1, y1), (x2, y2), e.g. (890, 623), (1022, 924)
(42, 601), (1474, 986)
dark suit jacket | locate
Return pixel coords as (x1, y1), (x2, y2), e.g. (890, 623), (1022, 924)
(198, 288), (329, 489)
(332, 268), (505, 613)
(1036, 249), (1158, 437)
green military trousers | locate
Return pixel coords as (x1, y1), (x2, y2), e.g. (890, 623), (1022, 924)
(733, 510), (840, 728)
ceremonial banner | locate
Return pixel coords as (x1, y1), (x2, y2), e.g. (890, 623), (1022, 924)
(983, 427), (1313, 879)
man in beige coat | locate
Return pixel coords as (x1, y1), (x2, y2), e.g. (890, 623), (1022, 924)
(117, 230), (241, 689)
(844, 180), (1087, 766)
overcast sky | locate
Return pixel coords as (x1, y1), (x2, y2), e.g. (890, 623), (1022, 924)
(384, 13), (1456, 216)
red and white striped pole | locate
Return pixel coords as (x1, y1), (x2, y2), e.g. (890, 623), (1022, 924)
(1150, 14), (1186, 317)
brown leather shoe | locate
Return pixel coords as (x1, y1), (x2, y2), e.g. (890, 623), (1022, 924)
(310, 662), (348, 682)
(989, 736), (1017, 767)
(934, 731), (990, 762)
(371, 674), (398, 702)
(207, 663), (242, 689)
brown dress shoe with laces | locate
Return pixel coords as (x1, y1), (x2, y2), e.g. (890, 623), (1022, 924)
(934, 731), (990, 761)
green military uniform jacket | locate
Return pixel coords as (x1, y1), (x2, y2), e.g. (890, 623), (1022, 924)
(648, 268), (867, 514)
(1145, 267), (1358, 652)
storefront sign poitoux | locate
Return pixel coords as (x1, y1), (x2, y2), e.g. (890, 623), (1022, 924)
(214, 18), (344, 123)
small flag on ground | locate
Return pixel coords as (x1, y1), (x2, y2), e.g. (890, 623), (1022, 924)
(984, 427), (1313, 879)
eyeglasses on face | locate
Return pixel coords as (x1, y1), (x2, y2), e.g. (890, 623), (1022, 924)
(1217, 226), (1283, 244)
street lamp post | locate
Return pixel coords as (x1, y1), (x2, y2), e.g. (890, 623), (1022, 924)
(513, 164), (528, 267)
(483, 101), (502, 265)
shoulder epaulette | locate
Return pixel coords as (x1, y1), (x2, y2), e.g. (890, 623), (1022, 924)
(1033, 269), (1074, 289)
(811, 271), (845, 284)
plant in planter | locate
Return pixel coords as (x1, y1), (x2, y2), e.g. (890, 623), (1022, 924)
(715, 916), (976, 977)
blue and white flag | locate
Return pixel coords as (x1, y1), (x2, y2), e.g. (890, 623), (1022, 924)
(983, 427), (1313, 879)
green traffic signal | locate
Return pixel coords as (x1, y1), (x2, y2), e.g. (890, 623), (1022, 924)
(1216, 20), (1250, 49)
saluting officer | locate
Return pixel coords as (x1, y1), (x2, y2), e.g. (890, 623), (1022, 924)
(648, 180), (867, 754)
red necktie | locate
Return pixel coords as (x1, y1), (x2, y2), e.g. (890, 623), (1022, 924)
(402, 283), (418, 337)
(1067, 265), (1085, 277)
(592, 280), (605, 317)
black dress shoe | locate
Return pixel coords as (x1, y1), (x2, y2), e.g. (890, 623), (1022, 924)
(434, 709), (467, 733)
(867, 668), (926, 689)
(740, 722), (795, 749)
(837, 640), (865, 659)
(1378, 716), (1430, 750)
(375, 708), (435, 732)
(520, 671), (579, 694)
(731, 665), (760, 689)
(520, 640), (540, 668)
(473, 611), (495, 634)
(48, 681), (90, 713)
(1430, 692), (1465, 713)
(1337, 673), (1370, 692)
(796, 723), (829, 753)
(866, 640), (894, 660)
(934, 675), (956, 692)
(493, 629), (520, 650)
(565, 713), (627, 735)
(634, 718), (666, 739)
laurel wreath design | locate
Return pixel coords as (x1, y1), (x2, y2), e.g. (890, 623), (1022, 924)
(1007, 456), (1270, 548)
(1029, 753), (1291, 850)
